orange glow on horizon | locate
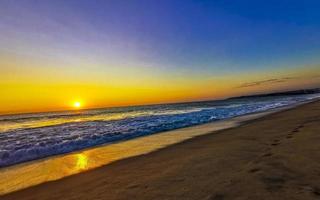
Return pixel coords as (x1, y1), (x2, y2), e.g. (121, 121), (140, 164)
(0, 65), (319, 115)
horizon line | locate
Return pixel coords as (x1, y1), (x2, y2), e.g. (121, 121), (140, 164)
(1, 87), (319, 117)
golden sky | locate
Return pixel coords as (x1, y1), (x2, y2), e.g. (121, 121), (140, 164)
(1, 56), (319, 114)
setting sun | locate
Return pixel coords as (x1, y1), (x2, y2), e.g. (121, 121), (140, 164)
(73, 102), (81, 108)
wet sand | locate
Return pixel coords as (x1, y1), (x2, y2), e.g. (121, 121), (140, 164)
(2, 100), (320, 200)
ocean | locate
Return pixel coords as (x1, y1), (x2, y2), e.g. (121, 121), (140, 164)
(0, 94), (319, 167)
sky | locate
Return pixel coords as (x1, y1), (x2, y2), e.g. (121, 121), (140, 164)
(0, 0), (320, 114)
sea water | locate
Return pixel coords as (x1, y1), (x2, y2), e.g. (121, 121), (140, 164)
(0, 94), (319, 167)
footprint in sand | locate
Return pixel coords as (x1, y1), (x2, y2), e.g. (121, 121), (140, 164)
(313, 188), (320, 196)
(262, 152), (273, 157)
(292, 124), (305, 133)
(248, 168), (261, 173)
(288, 125), (303, 139)
(292, 129), (299, 133)
(299, 185), (320, 197)
(270, 139), (282, 146)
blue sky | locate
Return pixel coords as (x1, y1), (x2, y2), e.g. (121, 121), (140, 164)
(0, 0), (320, 113)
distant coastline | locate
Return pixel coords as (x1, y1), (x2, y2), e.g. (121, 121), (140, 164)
(228, 88), (320, 100)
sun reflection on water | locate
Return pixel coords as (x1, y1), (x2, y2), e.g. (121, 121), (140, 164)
(76, 154), (88, 170)
(0, 118), (239, 195)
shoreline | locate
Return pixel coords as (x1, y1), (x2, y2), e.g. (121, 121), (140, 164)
(2, 98), (311, 168)
(1, 97), (318, 169)
(3, 97), (315, 167)
(0, 99), (319, 198)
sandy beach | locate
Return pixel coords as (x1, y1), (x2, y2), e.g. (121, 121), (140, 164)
(2, 100), (320, 200)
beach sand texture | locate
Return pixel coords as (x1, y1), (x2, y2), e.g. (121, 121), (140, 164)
(1, 100), (320, 200)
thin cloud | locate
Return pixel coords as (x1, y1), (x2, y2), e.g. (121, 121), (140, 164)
(236, 77), (296, 88)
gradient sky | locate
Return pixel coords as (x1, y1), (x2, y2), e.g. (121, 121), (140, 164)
(1, 0), (320, 114)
